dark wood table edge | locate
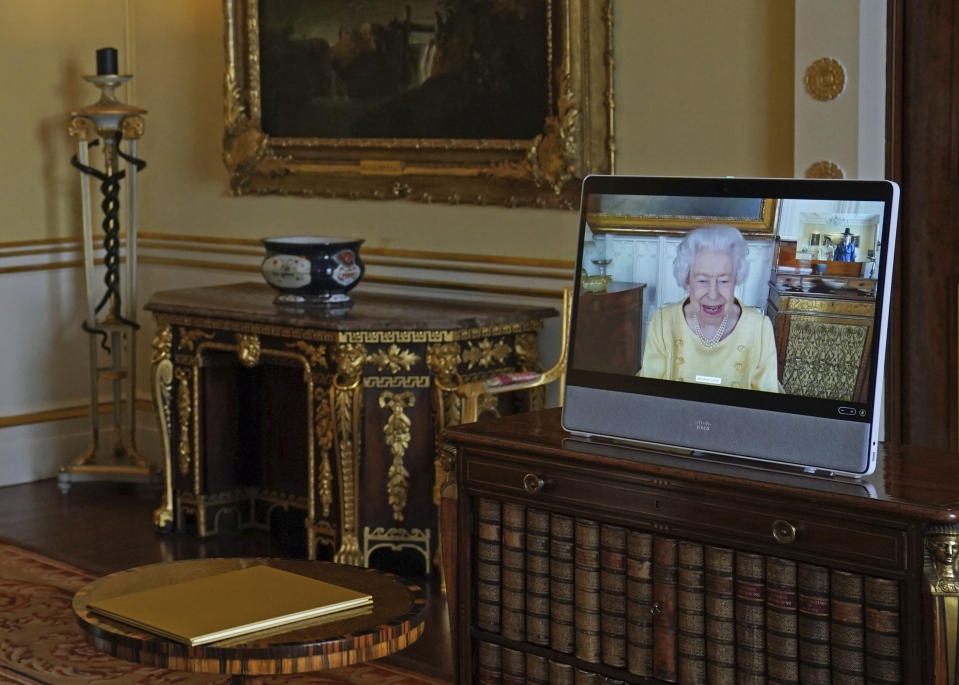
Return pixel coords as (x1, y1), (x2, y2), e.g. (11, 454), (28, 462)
(72, 558), (429, 676)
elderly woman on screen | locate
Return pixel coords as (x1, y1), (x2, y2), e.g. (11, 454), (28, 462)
(639, 224), (781, 393)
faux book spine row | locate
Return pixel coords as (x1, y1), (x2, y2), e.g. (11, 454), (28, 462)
(473, 496), (902, 684)
(478, 642), (627, 685)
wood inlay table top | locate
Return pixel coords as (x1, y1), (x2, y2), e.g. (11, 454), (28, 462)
(72, 558), (428, 681)
(144, 281), (557, 332)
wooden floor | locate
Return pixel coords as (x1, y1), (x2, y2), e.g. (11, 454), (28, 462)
(0, 477), (454, 682)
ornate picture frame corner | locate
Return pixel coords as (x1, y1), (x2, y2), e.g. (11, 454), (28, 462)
(222, 0), (613, 208)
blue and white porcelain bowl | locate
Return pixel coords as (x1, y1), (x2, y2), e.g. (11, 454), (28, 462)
(261, 236), (365, 307)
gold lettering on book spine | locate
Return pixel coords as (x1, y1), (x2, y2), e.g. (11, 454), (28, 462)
(332, 342), (366, 566)
(151, 325), (174, 530)
(379, 391), (415, 521)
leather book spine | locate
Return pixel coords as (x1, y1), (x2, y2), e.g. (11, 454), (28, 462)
(704, 545), (736, 685)
(501, 646), (526, 685)
(549, 659), (575, 685)
(475, 497), (502, 634)
(525, 507), (551, 647)
(625, 530), (654, 677)
(797, 562), (831, 685)
(765, 556), (799, 685)
(526, 653), (550, 685)
(550, 513), (576, 654)
(573, 669), (602, 684)
(830, 568), (866, 684)
(501, 502), (526, 642)
(864, 576), (902, 684)
(574, 518), (602, 663)
(652, 536), (679, 683)
(599, 523), (627, 668)
(735, 551), (767, 684)
(476, 640), (502, 685)
(677, 541), (706, 684)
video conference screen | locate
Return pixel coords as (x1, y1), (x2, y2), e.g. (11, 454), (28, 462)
(569, 193), (891, 420)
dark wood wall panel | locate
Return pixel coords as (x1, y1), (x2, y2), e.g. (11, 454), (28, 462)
(890, 0), (959, 450)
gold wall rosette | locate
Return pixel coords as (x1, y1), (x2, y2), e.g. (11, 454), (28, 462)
(804, 57), (846, 101)
(805, 160), (845, 179)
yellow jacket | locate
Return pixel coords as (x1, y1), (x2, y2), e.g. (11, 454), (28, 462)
(639, 300), (781, 393)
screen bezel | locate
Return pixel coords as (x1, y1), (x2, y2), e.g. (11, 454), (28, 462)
(565, 174), (899, 438)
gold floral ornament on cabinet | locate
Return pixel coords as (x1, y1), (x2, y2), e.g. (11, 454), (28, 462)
(222, 0), (613, 208)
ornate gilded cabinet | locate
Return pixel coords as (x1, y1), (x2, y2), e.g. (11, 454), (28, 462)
(445, 410), (959, 684)
(146, 282), (555, 572)
(766, 283), (876, 403)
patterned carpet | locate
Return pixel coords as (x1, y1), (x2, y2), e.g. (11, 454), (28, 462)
(0, 541), (450, 685)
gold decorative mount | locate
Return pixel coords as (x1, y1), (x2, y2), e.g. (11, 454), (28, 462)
(805, 160), (845, 179)
(380, 391), (415, 522)
(804, 57), (846, 102)
(363, 526), (432, 575)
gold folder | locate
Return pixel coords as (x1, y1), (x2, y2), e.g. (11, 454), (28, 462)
(87, 564), (373, 646)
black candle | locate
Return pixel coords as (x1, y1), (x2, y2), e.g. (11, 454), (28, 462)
(96, 47), (118, 75)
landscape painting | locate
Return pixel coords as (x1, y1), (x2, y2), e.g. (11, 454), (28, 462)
(257, 0), (548, 140)
(223, 0), (613, 207)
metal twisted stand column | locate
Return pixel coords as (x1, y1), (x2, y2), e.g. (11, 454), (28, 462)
(59, 64), (158, 492)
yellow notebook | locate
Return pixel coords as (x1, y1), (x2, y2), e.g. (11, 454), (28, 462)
(87, 564), (373, 646)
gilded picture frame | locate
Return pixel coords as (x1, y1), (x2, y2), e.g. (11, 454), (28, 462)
(585, 196), (779, 237)
(223, 0), (614, 209)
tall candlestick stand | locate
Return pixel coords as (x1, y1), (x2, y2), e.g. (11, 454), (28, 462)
(59, 48), (158, 492)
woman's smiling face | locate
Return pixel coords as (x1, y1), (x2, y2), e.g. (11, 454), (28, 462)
(686, 249), (736, 318)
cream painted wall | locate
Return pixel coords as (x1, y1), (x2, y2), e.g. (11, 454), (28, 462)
(615, 0), (794, 179)
(0, 0), (797, 486)
(131, 1), (792, 262)
(0, 3), (127, 243)
(0, 1), (794, 248)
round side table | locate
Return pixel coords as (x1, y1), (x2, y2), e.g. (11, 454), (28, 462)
(72, 558), (428, 683)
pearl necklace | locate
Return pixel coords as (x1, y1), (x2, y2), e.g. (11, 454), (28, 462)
(692, 311), (729, 349)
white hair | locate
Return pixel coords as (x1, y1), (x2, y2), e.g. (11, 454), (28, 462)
(672, 224), (749, 290)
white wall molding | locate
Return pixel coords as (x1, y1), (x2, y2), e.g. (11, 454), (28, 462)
(795, 0), (887, 180)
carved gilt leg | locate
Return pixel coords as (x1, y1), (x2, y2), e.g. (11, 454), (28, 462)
(332, 342), (366, 566)
(150, 325), (174, 531)
(427, 342), (462, 640)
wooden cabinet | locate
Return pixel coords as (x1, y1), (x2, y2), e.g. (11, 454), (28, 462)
(145, 282), (555, 573)
(766, 284), (876, 403)
(572, 282), (646, 375)
(444, 409), (959, 684)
